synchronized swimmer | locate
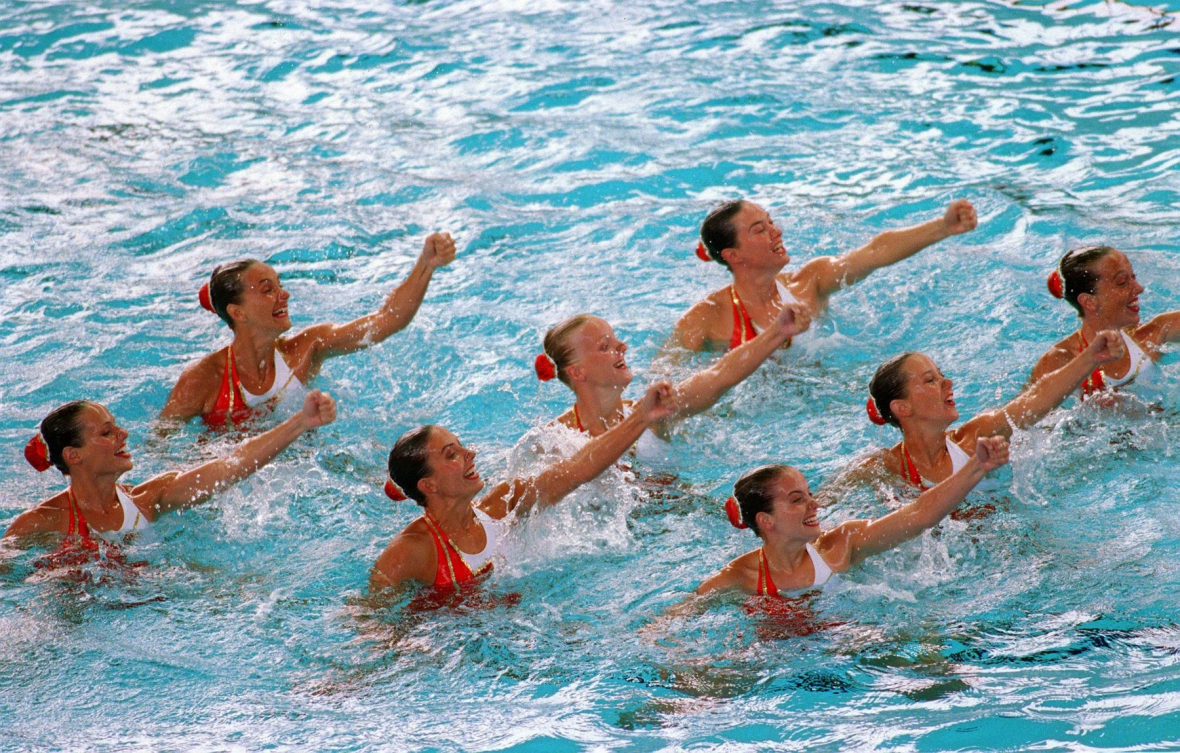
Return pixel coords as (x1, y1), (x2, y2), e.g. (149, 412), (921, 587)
(160, 233), (455, 428)
(8, 204), (1176, 620)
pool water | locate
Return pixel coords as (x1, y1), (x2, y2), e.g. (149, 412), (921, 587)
(2, 0), (1179, 749)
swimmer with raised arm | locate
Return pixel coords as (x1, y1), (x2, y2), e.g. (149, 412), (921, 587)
(1032, 246), (1180, 397)
(671, 199), (977, 352)
(161, 233), (455, 428)
(535, 304), (810, 445)
(7, 391), (336, 544)
(369, 382), (677, 595)
(864, 332), (1126, 488)
(695, 436), (1008, 597)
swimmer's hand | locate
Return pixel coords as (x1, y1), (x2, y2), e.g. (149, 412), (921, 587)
(420, 232), (457, 270)
(300, 390), (337, 429)
(772, 302), (812, 339)
(973, 436), (1009, 472)
(942, 199), (977, 236)
(1083, 329), (1126, 365)
(637, 381), (677, 423)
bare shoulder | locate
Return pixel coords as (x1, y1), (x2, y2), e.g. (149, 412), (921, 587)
(1135, 313), (1180, 352)
(1031, 334), (1078, 381)
(553, 408), (578, 431)
(163, 349), (227, 418)
(697, 548), (759, 595)
(816, 522), (862, 571)
(129, 472), (180, 520)
(370, 521), (435, 591)
(4, 494), (70, 538)
(674, 288), (730, 349)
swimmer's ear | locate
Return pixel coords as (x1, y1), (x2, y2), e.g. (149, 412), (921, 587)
(719, 246), (740, 267)
(417, 477), (437, 497)
(890, 398), (912, 421)
(565, 363), (586, 383)
(1077, 292), (1099, 316)
(754, 509), (774, 532)
(225, 302), (248, 326)
(61, 445), (83, 470)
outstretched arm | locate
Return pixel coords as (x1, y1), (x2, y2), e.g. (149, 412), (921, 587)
(1139, 311), (1180, 349)
(297, 232), (457, 363)
(137, 391), (337, 517)
(669, 303), (811, 419)
(842, 436), (1008, 563)
(959, 330), (1125, 442)
(479, 383), (677, 518)
(806, 199), (978, 298)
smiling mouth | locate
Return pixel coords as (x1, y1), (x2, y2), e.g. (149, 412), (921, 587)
(615, 359), (627, 370)
(464, 467), (480, 481)
(116, 446), (131, 459)
(773, 240), (786, 255)
(274, 306), (289, 318)
(803, 513), (819, 526)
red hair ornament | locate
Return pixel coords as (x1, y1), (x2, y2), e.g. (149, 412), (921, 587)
(1047, 269), (1064, 300)
(534, 354), (556, 382)
(695, 241), (711, 262)
(24, 434), (51, 472)
(198, 282), (215, 312)
(865, 397), (887, 426)
(725, 496), (747, 529)
(384, 478), (407, 501)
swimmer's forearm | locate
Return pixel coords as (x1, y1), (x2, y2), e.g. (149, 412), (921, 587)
(532, 410), (649, 506)
(368, 256), (436, 340)
(1006, 347), (1101, 427)
(674, 320), (790, 415)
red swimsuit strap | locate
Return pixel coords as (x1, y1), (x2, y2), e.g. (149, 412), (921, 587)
(204, 347), (254, 427)
(1077, 331), (1106, 397)
(573, 404), (585, 433)
(66, 489), (92, 542)
(422, 514), (478, 591)
(900, 443), (928, 490)
(729, 286), (758, 350)
(756, 548), (780, 597)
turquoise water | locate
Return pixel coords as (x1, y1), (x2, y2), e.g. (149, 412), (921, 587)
(2, 0), (1179, 749)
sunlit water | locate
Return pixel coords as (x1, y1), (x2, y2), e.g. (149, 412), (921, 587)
(2, 0), (1179, 749)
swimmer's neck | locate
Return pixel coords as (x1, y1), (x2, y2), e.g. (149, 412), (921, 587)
(68, 472), (123, 520)
(571, 384), (628, 437)
(425, 497), (478, 534)
(731, 266), (785, 307)
(761, 536), (813, 575)
(900, 423), (951, 467)
(230, 328), (280, 376)
(1078, 316), (1122, 342)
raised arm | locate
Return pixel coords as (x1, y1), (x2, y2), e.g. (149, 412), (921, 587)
(478, 383), (677, 518)
(959, 330), (1125, 442)
(669, 303), (811, 419)
(1139, 311), (1180, 349)
(806, 199), (977, 298)
(136, 391), (336, 517)
(295, 232), (456, 364)
(841, 436), (1008, 563)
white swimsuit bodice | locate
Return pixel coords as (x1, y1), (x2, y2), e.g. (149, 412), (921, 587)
(806, 543), (834, 587)
(1104, 331), (1155, 389)
(241, 351), (305, 407)
(111, 487), (148, 534)
(462, 509), (506, 573)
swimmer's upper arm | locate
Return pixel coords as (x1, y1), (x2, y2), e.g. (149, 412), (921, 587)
(1139, 312), (1180, 347)
(477, 479), (528, 520)
(1030, 345), (1071, 383)
(796, 256), (842, 298)
(3, 507), (62, 538)
(370, 534), (433, 593)
(160, 359), (218, 422)
(672, 300), (717, 353)
(694, 559), (746, 595)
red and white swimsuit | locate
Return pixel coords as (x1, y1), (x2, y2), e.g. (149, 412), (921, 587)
(728, 281), (799, 350)
(202, 346), (304, 427)
(755, 544), (833, 596)
(421, 510), (505, 592)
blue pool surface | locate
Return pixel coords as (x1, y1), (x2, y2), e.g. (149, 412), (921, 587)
(2, 0), (1179, 749)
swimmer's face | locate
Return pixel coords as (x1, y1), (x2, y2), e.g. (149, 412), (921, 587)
(729, 203), (788, 269)
(566, 317), (632, 389)
(1083, 250), (1143, 328)
(418, 428), (484, 500)
(896, 354), (958, 426)
(758, 469), (820, 541)
(64, 404), (133, 477)
(228, 263), (291, 334)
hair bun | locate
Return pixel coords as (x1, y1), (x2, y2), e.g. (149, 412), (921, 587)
(1046, 269), (1064, 299)
(24, 434), (51, 472)
(695, 241), (712, 262)
(198, 282), (215, 312)
(866, 397), (887, 426)
(534, 353), (556, 382)
(384, 478), (407, 501)
(724, 496), (747, 529)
